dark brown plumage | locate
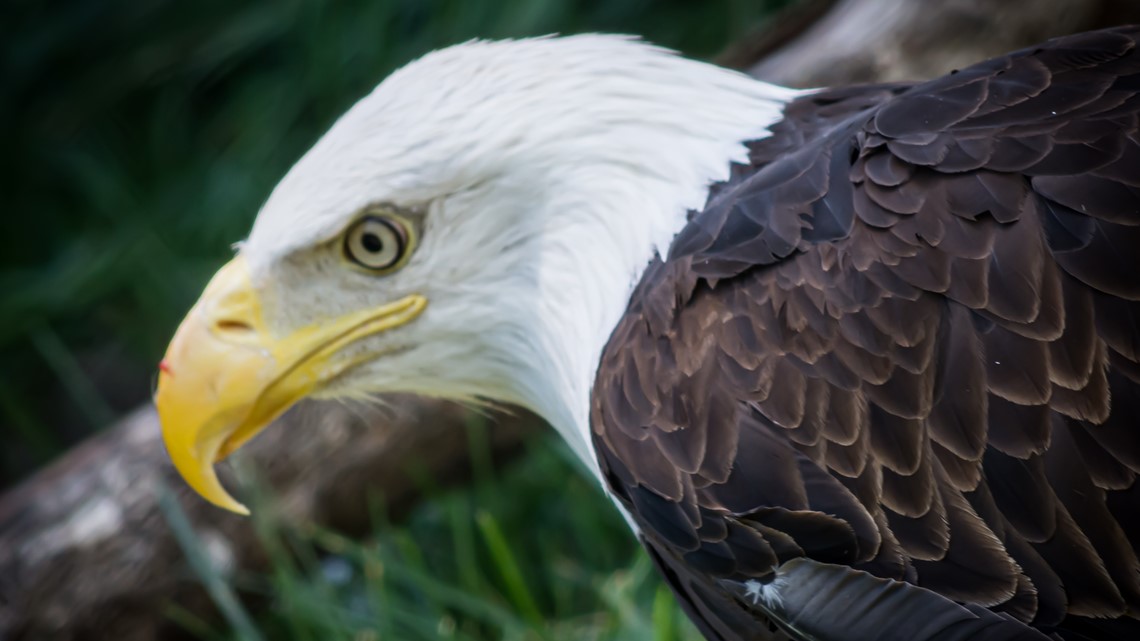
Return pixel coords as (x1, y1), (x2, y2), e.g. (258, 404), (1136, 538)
(591, 27), (1140, 641)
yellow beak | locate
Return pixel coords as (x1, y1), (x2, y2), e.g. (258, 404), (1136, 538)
(155, 256), (426, 514)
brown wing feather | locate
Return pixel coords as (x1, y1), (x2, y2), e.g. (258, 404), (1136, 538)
(592, 26), (1140, 641)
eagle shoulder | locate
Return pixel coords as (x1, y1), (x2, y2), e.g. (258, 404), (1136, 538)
(591, 25), (1140, 641)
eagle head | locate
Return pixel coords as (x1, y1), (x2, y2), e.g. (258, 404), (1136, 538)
(154, 35), (791, 513)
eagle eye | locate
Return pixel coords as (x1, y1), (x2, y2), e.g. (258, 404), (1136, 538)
(344, 213), (412, 271)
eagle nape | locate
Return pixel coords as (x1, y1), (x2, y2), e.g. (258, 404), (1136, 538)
(157, 27), (1140, 641)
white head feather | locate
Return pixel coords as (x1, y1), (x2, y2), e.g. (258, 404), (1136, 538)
(240, 35), (800, 473)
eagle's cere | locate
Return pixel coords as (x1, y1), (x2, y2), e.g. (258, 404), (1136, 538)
(157, 29), (1140, 640)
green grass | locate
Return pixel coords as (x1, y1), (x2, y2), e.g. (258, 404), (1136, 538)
(164, 431), (701, 641)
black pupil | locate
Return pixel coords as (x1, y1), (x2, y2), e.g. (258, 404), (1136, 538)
(361, 231), (384, 253)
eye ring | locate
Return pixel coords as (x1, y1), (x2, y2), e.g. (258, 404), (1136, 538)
(344, 214), (412, 272)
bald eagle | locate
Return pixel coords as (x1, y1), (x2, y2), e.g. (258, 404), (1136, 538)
(155, 27), (1140, 640)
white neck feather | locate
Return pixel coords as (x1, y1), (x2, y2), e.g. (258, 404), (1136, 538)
(491, 78), (798, 475)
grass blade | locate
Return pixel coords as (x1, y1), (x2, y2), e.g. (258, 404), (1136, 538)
(475, 509), (546, 632)
(156, 483), (265, 641)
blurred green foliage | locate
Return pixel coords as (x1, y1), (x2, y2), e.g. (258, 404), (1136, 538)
(1, 0), (790, 486)
(165, 427), (702, 640)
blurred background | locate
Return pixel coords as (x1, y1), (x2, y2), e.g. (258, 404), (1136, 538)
(0, 1), (794, 640)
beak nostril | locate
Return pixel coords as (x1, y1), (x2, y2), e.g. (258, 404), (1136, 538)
(215, 319), (255, 333)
